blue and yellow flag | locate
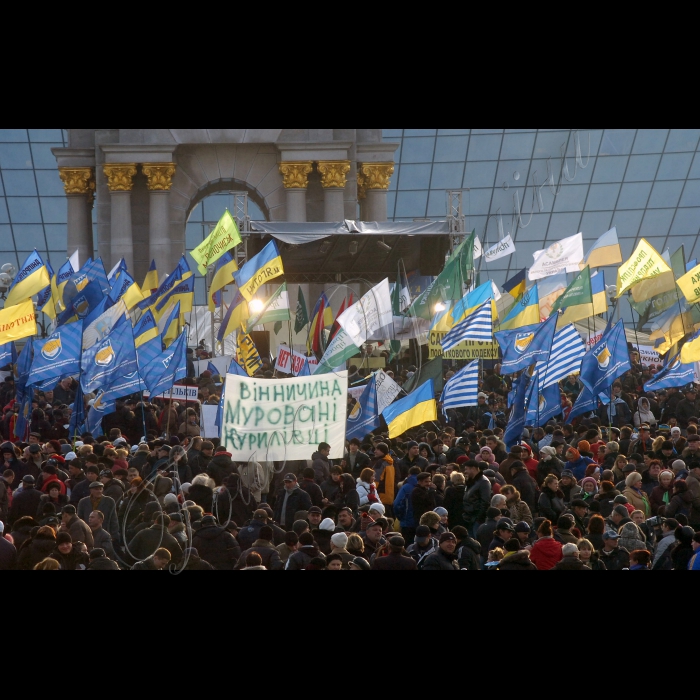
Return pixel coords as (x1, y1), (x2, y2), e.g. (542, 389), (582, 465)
(579, 320), (631, 396)
(591, 271), (607, 316)
(159, 302), (181, 348)
(142, 331), (188, 398)
(109, 269), (144, 310)
(155, 274), (194, 320)
(495, 312), (558, 375)
(133, 309), (159, 348)
(218, 288), (250, 343)
(580, 227), (623, 270)
(51, 259), (75, 313)
(235, 240), (284, 302)
(445, 281), (495, 330)
(4, 250), (51, 307)
(209, 251), (238, 312)
(136, 333), (163, 371)
(238, 327), (263, 377)
(27, 320), (83, 387)
(142, 260), (158, 294)
(382, 379), (437, 439)
(80, 315), (138, 393)
(499, 285), (540, 330)
(503, 269), (527, 299)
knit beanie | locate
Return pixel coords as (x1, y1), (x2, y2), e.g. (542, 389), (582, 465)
(368, 503), (386, 516)
(319, 518), (336, 532)
(567, 448), (581, 461)
(331, 532), (349, 549)
(577, 441), (590, 453)
(163, 493), (178, 506)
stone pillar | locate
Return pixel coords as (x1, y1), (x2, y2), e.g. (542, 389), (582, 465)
(358, 163), (394, 222)
(279, 161), (313, 222)
(356, 170), (368, 221)
(318, 160), (350, 222)
(103, 164), (137, 271)
(143, 163), (177, 272)
(58, 167), (95, 264)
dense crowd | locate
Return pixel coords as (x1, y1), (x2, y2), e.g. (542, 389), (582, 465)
(1, 343), (700, 571)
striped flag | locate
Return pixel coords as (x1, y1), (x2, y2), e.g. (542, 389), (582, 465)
(535, 324), (585, 389)
(441, 359), (479, 410)
(441, 301), (492, 352)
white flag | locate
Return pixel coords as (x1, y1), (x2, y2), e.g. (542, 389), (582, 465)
(473, 236), (483, 261)
(375, 369), (402, 414)
(483, 235), (515, 264)
(529, 233), (584, 281)
(337, 278), (393, 347)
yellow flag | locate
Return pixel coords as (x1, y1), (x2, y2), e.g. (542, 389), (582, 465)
(676, 262), (700, 305)
(238, 326), (262, 377)
(681, 332), (700, 363)
(0, 300), (37, 345)
(617, 239), (672, 298)
(650, 311), (692, 356)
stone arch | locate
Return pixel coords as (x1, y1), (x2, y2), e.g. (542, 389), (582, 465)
(166, 143), (286, 265)
(187, 178), (271, 223)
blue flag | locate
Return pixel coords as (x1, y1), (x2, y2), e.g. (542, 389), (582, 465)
(207, 361), (219, 376)
(503, 371), (531, 450)
(495, 312), (558, 375)
(143, 331), (188, 398)
(525, 376), (562, 427)
(579, 320), (631, 396)
(81, 316), (138, 393)
(568, 386), (601, 421)
(83, 294), (115, 330)
(108, 259), (126, 285)
(137, 334), (163, 370)
(347, 374), (381, 441)
(27, 320), (83, 387)
(644, 355), (696, 392)
(0, 342), (17, 369)
(228, 358), (247, 377)
(58, 279), (105, 326)
(14, 387), (33, 441)
(84, 391), (116, 437)
(101, 370), (146, 402)
(68, 383), (85, 440)
(298, 357), (311, 377)
(15, 338), (34, 404)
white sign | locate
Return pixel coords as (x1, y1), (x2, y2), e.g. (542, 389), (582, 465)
(484, 235), (515, 264)
(195, 356), (231, 377)
(222, 371), (349, 462)
(375, 370), (402, 414)
(473, 236), (483, 260)
(144, 384), (199, 401)
(337, 278), (393, 347)
(631, 344), (662, 367)
(274, 346), (319, 375)
(529, 233), (584, 280)
(201, 404), (219, 438)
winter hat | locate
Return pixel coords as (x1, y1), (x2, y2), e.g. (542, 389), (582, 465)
(434, 507), (448, 517)
(560, 470), (574, 479)
(259, 526), (273, 541)
(415, 525), (431, 538)
(456, 456), (469, 465)
(331, 532), (349, 549)
(375, 443), (389, 456)
(581, 477), (598, 492)
(405, 441), (419, 450)
(163, 493), (179, 506)
(578, 441), (591, 453)
(514, 522), (531, 533)
(671, 427), (682, 436)
(181, 483), (191, 494)
(539, 446), (556, 461)
(368, 503), (386, 516)
(350, 556), (371, 570)
(56, 532), (72, 545)
(319, 518), (336, 532)
(64, 452), (77, 462)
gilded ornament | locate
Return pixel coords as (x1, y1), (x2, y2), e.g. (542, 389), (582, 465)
(143, 163), (177, 191)
(103, 164), (138, 192)
(317, 160), (351, 189)
(359, 163), (394, 190)
(58, 167), (93, 195)
(279, 161), (313, 189)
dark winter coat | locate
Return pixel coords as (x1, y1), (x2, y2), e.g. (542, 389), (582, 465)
(538, 487), (565, 523)
(396, 455), (429, 482)
(0, 536), (17, 570)
(372, 551), (418, 571)
(598, 545), (630, 571)
(596, 489), (620, 518)
(443, 484), (467, 529)
(77, 495), (119, 540)
(393, 475), (418, 528)
(456, 537), (482, 570)
(536, 457), (565, 485)
(273, 485), (312, 530)
(64, 515), (94, 550)
(187, 484), (214, 514)
(118, 489), (156, 534)
(552, 555), (591, 570)
(320, 477), (341, 503)
(181, 553), (215, 570)
(299, 478), (324, 508)
(9, 517), (36, 552)
(36, 493), (69, 521)
(17, 532), (57, 570)
(463, 473), (492, 527)
(421, 548), (459, 570)
(206, 452), (236, 487)
(87, 555), (121, 570)
(128, 524), (183, 564)
(310, 451), (331, 484)
(235, 540), (283, 570)
(333, 474), (360, 514)
(344, 450), (370, 479)
(8, 486), (43, 526)
(411, 484), (436, 525)
(50, 547), (90, 571)
(498, 551), (538, 570)
(191, 524), (240, 570)
(286, 544), (325, 570)
(214, 475), (255, 528)
(510, 465), (538, 512)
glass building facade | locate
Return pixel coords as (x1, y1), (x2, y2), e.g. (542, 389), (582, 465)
(2, 128), (700, 311)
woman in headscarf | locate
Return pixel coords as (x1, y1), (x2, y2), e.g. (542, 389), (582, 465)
(478, 446), (499, 471)
(418, 443), (435, 464)
(634, 397), (657, 428)
(580, 477), (599, 505)
(650, 469), (674, 516)
(519, 443), (540, 482)
(536, 446), (564, 485)
(622, 472), (651, 518)
(618, 521), (647, 554)
(664, 479), (693, 520)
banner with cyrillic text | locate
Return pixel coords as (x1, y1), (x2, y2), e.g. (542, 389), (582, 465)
(222, 371), (348, 462)
(274, 346), (319, 375)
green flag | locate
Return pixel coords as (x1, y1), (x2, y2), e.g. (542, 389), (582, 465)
(313, 328), (360, 375)
(551, 266), (592, 314)
(295, 286), (309, 334)
(403, 357), (445, 394)
(392, 264), (411, 316)
(190, 210), (241, 276)
(246, 282), (291, 332)
(274, 321), (283, 335)
(408, 231), (475, 320)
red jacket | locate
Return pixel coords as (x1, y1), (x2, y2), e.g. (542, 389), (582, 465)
(530, 537), (563, 571)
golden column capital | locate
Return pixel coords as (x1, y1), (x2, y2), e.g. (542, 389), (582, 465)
(356, 171), (367, 200)
(317, 160), (351, 189)
(359, 162), (395, 190)
(103, 163), (138, 192)
(279, 161), (313, 189)
(143, 163), (177, 191)
(58, 167), (94, 195)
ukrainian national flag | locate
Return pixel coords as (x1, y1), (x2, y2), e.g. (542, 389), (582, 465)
(218, 288), (250, 343)
(591, 271), (607, 315)
(109, 270), (144, 310)
(52, 259), (75, 313)
(142, 260), (158, 294)
(580, 227), (623, 270)
(159, 302), (181, 348)
(4, 250), (51, 307)
(36, 259), (55, 319)
(382, 379), (437, 439)
(503, 269), (527, 299)
(133, 309), (159, 348)
(499, 285), (540, 330)
(209, 251), (238, 312)
(235, 240), (284, 302)
(446, 281), (496, 330)
(155, 275), (194, 320)
(308, 292), (334, 354)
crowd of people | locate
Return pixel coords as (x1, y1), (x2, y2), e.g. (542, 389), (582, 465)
(1, 342), (700, 571)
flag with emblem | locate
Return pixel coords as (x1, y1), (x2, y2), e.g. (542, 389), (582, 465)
(644, 354), (696, 392)
(142, 330), (188, 398)
(0, 342), (17, 369)
(579, 320), (631, 396)
(4, 250), (51, 307)
(347, 374), (381, 440)
(495, 312), (557, 375)
(27, 320), (83, 387)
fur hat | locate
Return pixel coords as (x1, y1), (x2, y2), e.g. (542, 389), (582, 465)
(419, 511), (441, 529)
